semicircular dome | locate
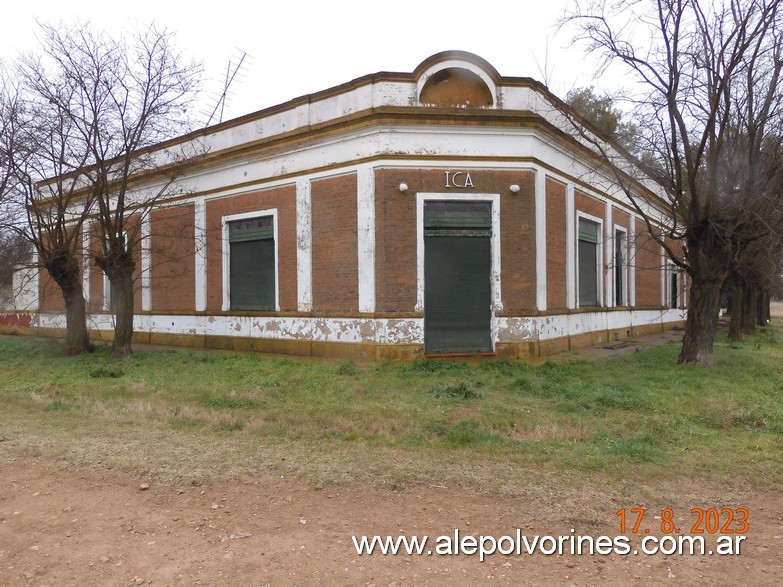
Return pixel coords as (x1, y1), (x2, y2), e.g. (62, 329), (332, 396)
(419, 67), (494, 107)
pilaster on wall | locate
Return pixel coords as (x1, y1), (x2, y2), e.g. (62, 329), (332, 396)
(194, 199), (207, 312)
(629, 214), (636, 307)
(141, 215), (152, 311)
(535, 167), (547, 312)
(565, 183), (575, 309)
(82, 222), (91, 304)
(296, 178), (313, 312)
(660, 244), (667, 307)
(605, 201), (613, 307)
(357, 165), (376, 313)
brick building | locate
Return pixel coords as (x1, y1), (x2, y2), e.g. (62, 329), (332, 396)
(11, 51), (686, 359)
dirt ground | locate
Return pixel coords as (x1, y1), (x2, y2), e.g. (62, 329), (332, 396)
(0, 459), (780, 587)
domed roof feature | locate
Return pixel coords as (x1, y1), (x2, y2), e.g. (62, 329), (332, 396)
(414, 51), (499, 107)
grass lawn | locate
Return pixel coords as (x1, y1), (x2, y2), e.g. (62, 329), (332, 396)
(0, 325), (781, 496)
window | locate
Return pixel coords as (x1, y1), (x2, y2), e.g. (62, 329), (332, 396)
(615, 228), (627, 306)
(227, 215), (276, 310)
(669, 264), (679, 309)
(578, 217), (600, 307)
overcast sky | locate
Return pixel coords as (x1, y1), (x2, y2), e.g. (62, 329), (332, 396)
(1, 0), (627, 124)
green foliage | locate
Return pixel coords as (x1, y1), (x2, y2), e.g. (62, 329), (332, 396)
(565, 86), (639, 153)
(89, 367), (126, 379)
(335, 360), (358, 376)
(429, 382), (480, 401)
(400, 358), (472, 374)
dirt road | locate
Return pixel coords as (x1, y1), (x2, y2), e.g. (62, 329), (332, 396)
(1, 459), (780, 586)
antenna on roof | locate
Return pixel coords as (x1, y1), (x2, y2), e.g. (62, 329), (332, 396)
(202, 49), (254, 126)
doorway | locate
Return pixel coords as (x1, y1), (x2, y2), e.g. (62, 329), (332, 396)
(423, 201), (493, 354)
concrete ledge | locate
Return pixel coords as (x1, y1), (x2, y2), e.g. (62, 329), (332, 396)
(0, 310), (686, 361)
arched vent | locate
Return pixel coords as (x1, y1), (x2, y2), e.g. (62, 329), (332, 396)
(419, 67), (493, 107)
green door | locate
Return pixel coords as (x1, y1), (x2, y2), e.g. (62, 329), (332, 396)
(424, 201), (492, 354)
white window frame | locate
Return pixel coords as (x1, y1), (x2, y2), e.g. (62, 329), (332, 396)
(415, 192), (501, 351)
(668, 263), (682, 309)
(576, 211), (604, 308)
(415, 193), (502, 314)
(221, 209), (279, 312)
(613, 225), (628, 307)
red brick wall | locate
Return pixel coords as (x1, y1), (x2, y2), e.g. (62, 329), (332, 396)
(502, 171), (536, 312)
(575, 191), (605, 220)
(205, 186), (297, 312)
(311, 174), (359, 313)
(373, 168), (536, 313)
(374, 169), (417, 312)
(150, 204), (195, 312)
(634, 219), (663, 306)
(38, 271), (65, 312)
(546, 178), (567, 310)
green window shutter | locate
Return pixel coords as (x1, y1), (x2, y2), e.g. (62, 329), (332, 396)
(424, 201), (491, 229)
(425, 234), (492, 354)
(578, 218), (600, 307)
(578, 218), (599, 243)
(228, 216), (275, 310)
(229, 216), (274, 242)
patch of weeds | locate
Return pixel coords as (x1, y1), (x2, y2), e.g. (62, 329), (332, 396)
(752, 329), (777, 350)
(401, 358), (472, 375)
(597, 433), (668, 464)
(323, 430), (359, 441)
(190, 353), (237, 364)
(253, 377), (283, 391)
(444, 419), (506, 447)
(215, 420), (244, 432)
(594, 386), (650, 411)
(200, 394), (257, 409)
(44, 399), (70, 411)
(694, 407), (780, 433)
(89, 367), (125, 378)
(429, 382), (480, 400)
(335, 360), (358, 376)
(478, 359), (532, 377)
(421, 420), (448, 438)
(170, 417), (207, 429)
(511, 376), (534, 392)
(130, 350), (179, 363)
(537, 361), (585, 383)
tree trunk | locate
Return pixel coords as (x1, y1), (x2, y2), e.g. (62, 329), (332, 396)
(110, 268), (135, 356)
(45, 251), (94, 355)
(742, 284), (757, 336)
(96, 250), (136, 357)
(757, 290), (769, 326)
(728, 281), (744, 342)
(678, 275), (723, 365)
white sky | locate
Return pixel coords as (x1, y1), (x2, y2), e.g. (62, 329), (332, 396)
(1, 0), (627, 124)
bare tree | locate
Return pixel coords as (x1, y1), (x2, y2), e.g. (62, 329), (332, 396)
(1, 60), (96, 353)
(5, 22), (202, 356)
(563, 0), (783, 365)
